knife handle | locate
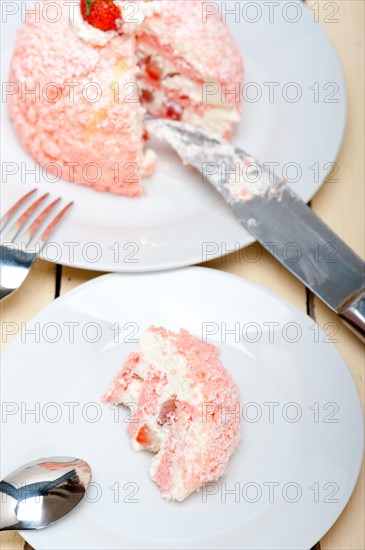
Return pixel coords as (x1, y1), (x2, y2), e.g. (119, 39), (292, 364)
(338, 290), (365, 342)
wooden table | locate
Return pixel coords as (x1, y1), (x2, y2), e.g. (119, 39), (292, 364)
(1, 1), (363, 548)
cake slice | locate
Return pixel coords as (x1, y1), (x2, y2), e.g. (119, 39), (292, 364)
(103, 326), (241, 501)
(135, 0), (243, 138)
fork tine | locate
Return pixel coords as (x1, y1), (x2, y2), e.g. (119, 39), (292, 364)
(36, 202), (74, 249)
(1, 193), (49, 243)
(0, 189), (37, 232)
(22, 197), (62, 246)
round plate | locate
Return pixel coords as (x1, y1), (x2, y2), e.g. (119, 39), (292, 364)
(1, 1), (346, 272)
(1, 268), (363, 549)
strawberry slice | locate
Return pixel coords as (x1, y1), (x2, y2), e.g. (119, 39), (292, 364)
(165, 102), (183, 121)
(135, 424), (160, 451)
(145, 57), (163, 81)
(80, 0), (121, 32)
(135, 425), (151, 445)
(157, 397), (177, 426)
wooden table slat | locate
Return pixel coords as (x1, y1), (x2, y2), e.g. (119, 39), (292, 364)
(1, 2), (363, 549)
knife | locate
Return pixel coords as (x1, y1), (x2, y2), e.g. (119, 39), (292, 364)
(145, 118), (365, 341)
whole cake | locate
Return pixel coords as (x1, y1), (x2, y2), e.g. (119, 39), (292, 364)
(103, 326), (241, 501)
(8, 0), (243, 196)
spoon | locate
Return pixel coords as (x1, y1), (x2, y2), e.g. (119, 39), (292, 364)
(0, 457), (91, 531)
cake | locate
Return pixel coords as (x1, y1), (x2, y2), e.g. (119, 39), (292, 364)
(134, 0), (243, 139)
(103, 326), (241, 501)
(8, 0), (243, 196)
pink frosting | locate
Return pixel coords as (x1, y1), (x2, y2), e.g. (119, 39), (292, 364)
(8, 1), (145, 196)
(141, 1), (243, 102)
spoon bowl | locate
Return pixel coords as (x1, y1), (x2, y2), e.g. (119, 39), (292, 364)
(0, 457), (91, 531)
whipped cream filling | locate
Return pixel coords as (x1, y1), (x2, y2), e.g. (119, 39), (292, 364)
(136, 44), (241, 133)
(164, 75), (213, 105)
(183, 106), (240, 135)
(122, 329), (210, 500)
(141, 79), (239, 135)
(135, 330), (204, 405)
(71, 1), (161, 46)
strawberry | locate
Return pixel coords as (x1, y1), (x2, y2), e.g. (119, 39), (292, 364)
(135, 425), (160, 451)
(135, 425), (150, 446)
(165, 102), (183, 121)
(145, 57), (163, 81)
(80, 0), (121, 32)
(140, 88), (154, 104)
(157, 398), (177, 426)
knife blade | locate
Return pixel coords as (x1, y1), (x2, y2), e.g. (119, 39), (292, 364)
(146, 118), (365, 340)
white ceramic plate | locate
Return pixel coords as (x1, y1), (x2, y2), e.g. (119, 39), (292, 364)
(1, 1), (346, 272)
(1, 267), (363, 549)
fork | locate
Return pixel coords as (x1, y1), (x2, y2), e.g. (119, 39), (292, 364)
(0, 189), (73, 301)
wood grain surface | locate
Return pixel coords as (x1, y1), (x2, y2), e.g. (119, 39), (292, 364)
(1, 1), (363, 549)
